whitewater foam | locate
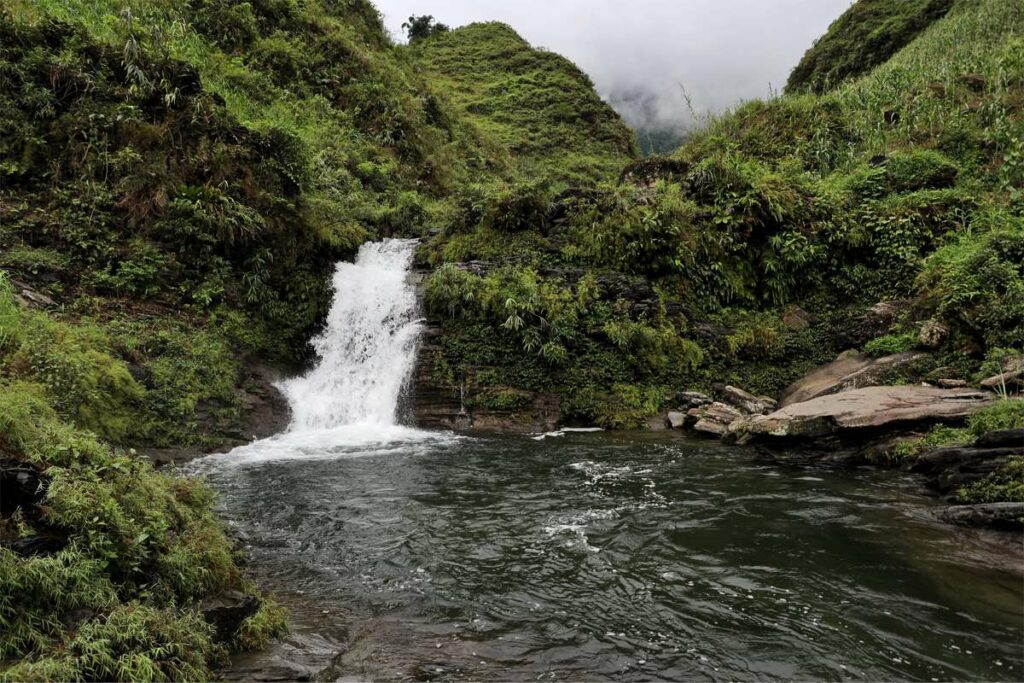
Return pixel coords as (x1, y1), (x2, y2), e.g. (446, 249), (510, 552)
(279, 238), (423, 430)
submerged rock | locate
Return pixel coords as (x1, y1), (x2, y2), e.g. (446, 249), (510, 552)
(730, 386), (993, 443)
(938, 503), (1024, 531)
(779, 350), (927, 407)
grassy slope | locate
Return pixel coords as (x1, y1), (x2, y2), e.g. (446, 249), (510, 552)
(411, 22), (637, 184)
(785, 0), (955, 93)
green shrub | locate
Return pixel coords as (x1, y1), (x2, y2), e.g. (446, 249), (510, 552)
(956, 457), (1024, 504)
(884, 150), (959, 193)
(2, 604), (221, 682)
(864, 332), (917, 357)
(481, 181), (551, 233)
(916, 217), (1024, 350)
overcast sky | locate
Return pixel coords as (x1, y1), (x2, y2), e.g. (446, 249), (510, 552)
(375, 0), (852, 131)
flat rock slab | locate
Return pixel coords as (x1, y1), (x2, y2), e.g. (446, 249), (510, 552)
(733, 386), (994, 441)
(780, 351), (927, 407)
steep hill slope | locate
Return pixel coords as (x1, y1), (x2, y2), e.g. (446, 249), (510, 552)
(411, 22), (638, 183)
(786, 0), (955, 93)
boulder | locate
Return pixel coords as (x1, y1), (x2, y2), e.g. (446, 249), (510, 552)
(781, 305), (814, 330)
(935, 378), (968, 389)
(857, 301), (902, 340)
(917, 320), (949, 349)
(10, 278), (56, 309)
(665, 411), (686, 429)
(716, 385), (774, 415)
(780, 350), (927, 407)
(730, 386), (994, 443)
(688, 402), (742, 436)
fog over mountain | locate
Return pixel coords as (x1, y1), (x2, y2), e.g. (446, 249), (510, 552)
(377, 0), (852, 134)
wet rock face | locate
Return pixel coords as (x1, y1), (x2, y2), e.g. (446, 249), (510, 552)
(0, 459), (47, 517)
(939, 503), (1024, 532)
(410, 322), (560, 434)
(201, 590), (260, 644)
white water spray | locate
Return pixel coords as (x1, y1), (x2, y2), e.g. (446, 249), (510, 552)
(279, 239), (422, 430)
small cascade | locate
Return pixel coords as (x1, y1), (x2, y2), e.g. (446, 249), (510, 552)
(279, 238), (422, 430)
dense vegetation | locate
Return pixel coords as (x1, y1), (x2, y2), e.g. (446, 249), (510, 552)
(1, 0), (1022, 676)
(420, 0), (1023, 428)
(786, 0), (955, 93)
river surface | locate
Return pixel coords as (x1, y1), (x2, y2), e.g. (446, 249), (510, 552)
(196, 428), (1023, 682)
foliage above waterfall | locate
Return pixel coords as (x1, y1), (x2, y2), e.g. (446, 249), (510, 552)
(409, 21), (638, 183)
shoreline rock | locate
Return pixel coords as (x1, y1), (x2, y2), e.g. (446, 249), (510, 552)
(730, 386), (993, 444)
(780, 350), (927, 407)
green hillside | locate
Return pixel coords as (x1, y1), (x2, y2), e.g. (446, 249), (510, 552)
(411, 22), (637, 183)
(786, 0), (955, 93)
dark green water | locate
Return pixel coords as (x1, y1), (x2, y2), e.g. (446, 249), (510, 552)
(198, 429), (1023, 681)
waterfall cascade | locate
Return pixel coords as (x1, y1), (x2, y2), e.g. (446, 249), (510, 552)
(279, 238), (422, 430)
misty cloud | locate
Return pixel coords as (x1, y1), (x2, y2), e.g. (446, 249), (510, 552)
(374, 0), (852, 132)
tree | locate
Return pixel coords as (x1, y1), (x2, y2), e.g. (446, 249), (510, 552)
(401, 14), (449, 43)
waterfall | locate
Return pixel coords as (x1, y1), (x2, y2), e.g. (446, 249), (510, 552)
(279, 239), (422, 431)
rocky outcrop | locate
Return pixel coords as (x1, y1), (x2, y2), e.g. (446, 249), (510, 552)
(665, 387), (774, 435)
(911, 428), (1023, 494)
(779, 350), (927, 407)
(716, 385), (776, 415)
(688, 402), (743, 436)
(730, 386), (994, 444)
(141, 362), (292, 466)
